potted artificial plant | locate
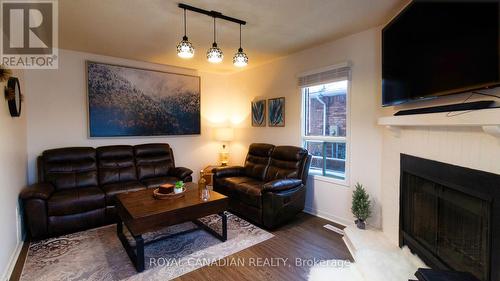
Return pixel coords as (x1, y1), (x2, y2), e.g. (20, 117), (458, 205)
(174, 181), (185, 194)
(351, 182), (371, 229)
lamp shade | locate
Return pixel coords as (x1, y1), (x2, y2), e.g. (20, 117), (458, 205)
(215, 127), (234, 142)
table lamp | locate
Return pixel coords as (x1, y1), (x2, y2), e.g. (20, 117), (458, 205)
(215, 127), (234, 166)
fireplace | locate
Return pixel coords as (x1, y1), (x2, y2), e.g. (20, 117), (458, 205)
(400, 154), (500, 281)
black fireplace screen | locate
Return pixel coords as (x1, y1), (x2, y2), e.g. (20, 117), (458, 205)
(400, 154), (499, 281)
(402, 173), (490, 281)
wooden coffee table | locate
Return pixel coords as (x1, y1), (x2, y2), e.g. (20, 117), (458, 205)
(115, 182), (229, 272)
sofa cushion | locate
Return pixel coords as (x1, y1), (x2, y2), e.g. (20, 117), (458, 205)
(265, 146), (308, 182)
(141, 176), (180, 189)
(48, 208), (105, 236)
(43, 147), (98, 190)
(216, 177), (265, 208)
(102, 181), (146, 206)
(134, 144), (175, 180)
(215, 176), (251, 196)
(97, 145), (137, 185)
(48, 187), (105, 216)
(243, 143), (274, 180)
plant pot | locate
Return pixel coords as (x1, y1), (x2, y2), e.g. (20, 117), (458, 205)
(356, 219), (366, 229)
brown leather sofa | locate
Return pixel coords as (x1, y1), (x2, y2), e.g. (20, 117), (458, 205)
(213, 143), (311, 229)
(20, 143), (192, 240)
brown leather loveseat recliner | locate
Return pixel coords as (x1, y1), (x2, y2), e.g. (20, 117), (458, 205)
(20, 143), (192, 240)
(213, 143), (311, 229)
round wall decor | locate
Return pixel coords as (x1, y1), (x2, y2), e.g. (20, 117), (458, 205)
(4, 77), (22, 117)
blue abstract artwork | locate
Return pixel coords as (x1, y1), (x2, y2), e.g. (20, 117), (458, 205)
(251, 99), (266, 127)
(268, 97), (285, 127)
(87, 62), (200, 137)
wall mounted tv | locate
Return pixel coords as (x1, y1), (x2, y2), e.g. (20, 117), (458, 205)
(382, 1), (500, 106)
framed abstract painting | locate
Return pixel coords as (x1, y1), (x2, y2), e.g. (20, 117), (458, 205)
(251, 99), (266, 127)
(268, 97), (285, 127)
(86, 61), (200, 137)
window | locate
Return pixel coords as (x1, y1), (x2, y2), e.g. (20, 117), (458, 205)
(300, 65), (350, 182)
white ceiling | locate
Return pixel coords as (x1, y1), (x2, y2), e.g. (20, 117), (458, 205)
(59, 0), (407, 73)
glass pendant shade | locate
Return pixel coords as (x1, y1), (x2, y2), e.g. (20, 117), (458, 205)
(176, 36), (194, 58)
(233, 47), (248, 67)
(177, 9), (194, 59)
(207, 42), (223, 63)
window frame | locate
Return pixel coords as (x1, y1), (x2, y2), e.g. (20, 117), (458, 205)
(300, 76), (351, 187)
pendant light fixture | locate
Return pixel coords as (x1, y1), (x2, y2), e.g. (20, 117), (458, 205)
(233, 24), (248, 67)
(177, 3), (247, 66)
(206, 17), (223, 63)
(176, 8), (195, 59)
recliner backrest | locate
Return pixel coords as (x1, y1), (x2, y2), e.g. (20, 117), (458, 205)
(42, 147), (98, 190)
(134, 143), (175, 180)
(264, 146), (308, 182)
(244, 143), (275, 180)
(97, 145), (137, 185)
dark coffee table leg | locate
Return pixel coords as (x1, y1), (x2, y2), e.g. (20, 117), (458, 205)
(220, 212), (227, 241)
(135, 236), (144, 272)
(193, 212), (227, 242)
(117, 220), (145, 272)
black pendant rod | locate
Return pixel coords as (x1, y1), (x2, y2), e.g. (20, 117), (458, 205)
(183, 8), (187, 37)
(213, 17), (216, 43)
(178, 3), (246, 25)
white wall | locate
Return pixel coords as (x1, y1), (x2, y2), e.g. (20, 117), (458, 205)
(24, 49), (250, 184)
(228, 27), (384, 227)
(0, 69), (28, 280)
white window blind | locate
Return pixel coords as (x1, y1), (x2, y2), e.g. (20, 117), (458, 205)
(298, 63), (351, 88)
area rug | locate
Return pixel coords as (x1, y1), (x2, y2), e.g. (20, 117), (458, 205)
(20, 212), (273, 281)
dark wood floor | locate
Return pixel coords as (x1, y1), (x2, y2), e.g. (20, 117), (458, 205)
(175, 213), (352, 281)
(10, 213), (352, 281)
(9, 237), (29, 281)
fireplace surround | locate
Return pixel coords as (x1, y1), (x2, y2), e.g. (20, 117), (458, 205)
(400, 154), (500, 281)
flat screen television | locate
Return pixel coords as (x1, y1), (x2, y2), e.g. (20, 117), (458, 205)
(382, 1), (500, 106)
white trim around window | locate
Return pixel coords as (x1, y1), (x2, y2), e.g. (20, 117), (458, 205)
(299, 64), (351, 187)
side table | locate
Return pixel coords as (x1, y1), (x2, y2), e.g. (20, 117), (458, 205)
(201, 165), (222, 187)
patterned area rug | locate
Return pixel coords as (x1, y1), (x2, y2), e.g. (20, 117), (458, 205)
(20, 213), (273, 281)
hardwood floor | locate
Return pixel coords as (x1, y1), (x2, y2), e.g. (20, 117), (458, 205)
(10, 213), (352, 281)
(175, 213), (352, 281)
(9, 238), (29, 281)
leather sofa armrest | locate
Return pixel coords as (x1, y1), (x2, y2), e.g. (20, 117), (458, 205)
(213, 166), (245, 178)
(171, 167), (193, 181)
(262, 178), (303, 193)
(20, 182), (55, 200)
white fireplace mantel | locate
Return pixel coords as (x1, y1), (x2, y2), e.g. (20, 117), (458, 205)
(377, 108), (500, 138)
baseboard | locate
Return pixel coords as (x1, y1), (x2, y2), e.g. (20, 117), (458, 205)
(1, 239), (24, 281)
(342, 236), (357, 261)
(303, 206), (352, 227)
